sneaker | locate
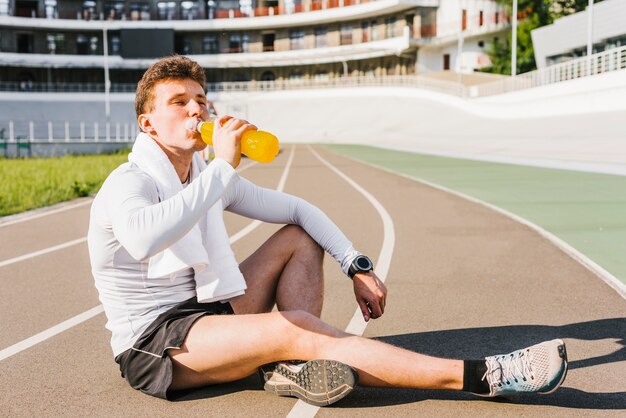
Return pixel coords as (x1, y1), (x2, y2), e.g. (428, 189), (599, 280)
(479, 339), (568, 397)
(260, 359), (358, 406)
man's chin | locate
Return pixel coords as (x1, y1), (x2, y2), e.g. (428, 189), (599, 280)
(193, 140), (208, 152)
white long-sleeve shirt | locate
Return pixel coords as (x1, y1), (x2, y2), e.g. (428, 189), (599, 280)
(88, 158), (360, 357)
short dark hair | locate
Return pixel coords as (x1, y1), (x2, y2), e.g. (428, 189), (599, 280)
(135, 55), (206, 117)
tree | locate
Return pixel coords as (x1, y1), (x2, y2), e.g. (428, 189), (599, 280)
(481, 0), (603, 75)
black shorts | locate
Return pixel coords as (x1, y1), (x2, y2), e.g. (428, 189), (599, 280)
(115, 297), (234, 400)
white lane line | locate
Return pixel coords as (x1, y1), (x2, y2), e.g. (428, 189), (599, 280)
(337, 150), (626, 302)
(0, 148), (294, 361)
(286, 146), (395, 418)
(0, 305), (104, 361)
(0, 199), (93, 228)
(0, 237), (87, 268)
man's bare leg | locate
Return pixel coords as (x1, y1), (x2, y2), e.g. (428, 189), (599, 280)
(169, 225), (462, 392)
(230, 225), (325, 316)
(169, 310), (463, 391)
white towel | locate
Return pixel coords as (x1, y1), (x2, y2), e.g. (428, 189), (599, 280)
(128, 133), (247, 303)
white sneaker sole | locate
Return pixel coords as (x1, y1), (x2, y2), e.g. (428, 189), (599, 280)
(263, 359), (358, 407)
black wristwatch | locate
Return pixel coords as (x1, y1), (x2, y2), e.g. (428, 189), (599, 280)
(348, 255), (374, 279)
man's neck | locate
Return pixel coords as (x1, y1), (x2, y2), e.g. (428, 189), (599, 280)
(151, 137), (193, 183)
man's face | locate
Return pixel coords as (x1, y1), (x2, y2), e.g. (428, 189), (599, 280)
(140, 78), (209, 152)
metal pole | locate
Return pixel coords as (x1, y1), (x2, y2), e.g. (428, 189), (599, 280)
(457, 0), (464, 84)
(587, 0), (594, 75)
(103, 22), (111, 138)
(512, 0), (518, 78)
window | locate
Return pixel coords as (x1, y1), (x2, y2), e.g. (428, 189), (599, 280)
(462, 9), (467, 30)
(17, 33), (34, 53)
(495, 12), (499, 25)
(82, 0), (97, 20)
(260, 71), (275, 81)
(110, 35), (121, 54)
(105, 1), (125, 19)
(46, 33), (65, 54)
(0, 0), (10, 16)
(89, 36), (99, 54)
(44, 0), (57, 18)
(479, 10), (484, 26)
(290, 30), (305, 50)
(361, 22), (369, 43)
(130, 2), (150, 20)
(371, 20), (378, 41)
(181, 1), (199, 19)
(314, 27), (327, 48)
(262, 33), (275, 52)
(175, 35), (193, 54)
(76, 34), (89, 55)
(384, 17), (395, 38)
(203, 34), (219, 54)
(228, 33), (250, 53)
(340, 24), (352, 45)
(15, 0), (38, 17)
(157, 1), (176, 20)
(206, 0), (216, 18)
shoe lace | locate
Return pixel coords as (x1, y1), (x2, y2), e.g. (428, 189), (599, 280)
(483, 349), (534, 388)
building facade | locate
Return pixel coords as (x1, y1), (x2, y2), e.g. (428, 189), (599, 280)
(0, 0), (507, 91)
(531, 0), (626, 68)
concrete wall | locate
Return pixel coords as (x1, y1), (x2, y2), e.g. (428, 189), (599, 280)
(1, 69), (625, 172)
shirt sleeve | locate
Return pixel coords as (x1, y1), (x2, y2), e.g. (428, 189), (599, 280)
(223, 177), (360, 275)
(107, 158), (239, 261)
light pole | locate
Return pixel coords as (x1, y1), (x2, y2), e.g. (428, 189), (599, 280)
(511, 0), (518, 78)
(103, 21), (111, 140)
(587, 0), (594, 75)
(456, 0), (464, 85)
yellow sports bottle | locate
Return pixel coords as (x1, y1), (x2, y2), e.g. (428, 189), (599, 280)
(186, 119), (280, 163)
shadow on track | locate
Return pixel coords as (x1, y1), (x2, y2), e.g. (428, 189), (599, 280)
(170, 317), (626, 410)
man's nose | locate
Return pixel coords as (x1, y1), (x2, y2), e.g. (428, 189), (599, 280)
(187, 100), (204, 116)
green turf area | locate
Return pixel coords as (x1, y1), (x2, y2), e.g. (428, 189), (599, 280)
(0, 151), (129, 216)
(326, 144), (626, 285)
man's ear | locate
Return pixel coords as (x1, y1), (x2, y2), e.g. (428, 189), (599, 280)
(138, 114), (155, 135)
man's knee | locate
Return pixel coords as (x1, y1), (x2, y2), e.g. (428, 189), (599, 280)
(282, 225), (323, 257)
(280, 310), (343, 338)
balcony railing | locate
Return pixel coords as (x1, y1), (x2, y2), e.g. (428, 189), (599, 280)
(0, 75), (466, 95)
(6, 0), (375, 22)
(4, 46), (621, 97)
(472, 45), (626, 97)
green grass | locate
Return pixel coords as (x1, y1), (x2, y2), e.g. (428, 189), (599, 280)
(0, 151), (129, 216)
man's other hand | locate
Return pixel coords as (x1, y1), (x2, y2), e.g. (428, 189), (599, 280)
(353, 272), (387, 322)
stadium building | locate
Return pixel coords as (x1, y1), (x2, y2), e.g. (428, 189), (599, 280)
(0, 0), (508, 91)
(531, 0), (626, 68)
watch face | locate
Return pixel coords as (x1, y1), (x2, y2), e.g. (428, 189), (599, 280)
(355, 256), (372, 271)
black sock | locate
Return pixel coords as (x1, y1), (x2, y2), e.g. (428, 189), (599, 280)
(462, 360), (489, 394)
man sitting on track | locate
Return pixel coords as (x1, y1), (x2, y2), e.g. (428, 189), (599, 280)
(88, 55), (568, 406)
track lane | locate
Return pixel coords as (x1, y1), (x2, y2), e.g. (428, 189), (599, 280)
(1, 145), (624, 417)
(0, 144), (386, 417)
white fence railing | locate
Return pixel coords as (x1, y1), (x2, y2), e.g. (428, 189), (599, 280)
(471, 45), (626, 97)
(205, 75), (468, 96)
